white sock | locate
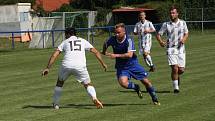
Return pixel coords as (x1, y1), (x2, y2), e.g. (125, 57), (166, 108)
(87, 86), (97, 100)
(173, 80), (179, 90)
(145, 55), (153, 67)
(53, 86), (62, 104)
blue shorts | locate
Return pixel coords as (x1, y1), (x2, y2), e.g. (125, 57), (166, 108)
(116, 64), (148, 80)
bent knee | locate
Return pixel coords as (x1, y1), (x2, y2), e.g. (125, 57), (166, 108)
(82, 82), (92, 88)
(56, 80), (64, 87)
(178, 68), (185, 75)
(141, 78), (152, 87)
(143, 52), (150, 57)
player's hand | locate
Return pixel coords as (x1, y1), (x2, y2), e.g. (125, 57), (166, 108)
(42, 68), (49, 76)
(110, 54), (117, 59)
(159, 41), (166, 47)
(178, 40), (184, 49)
(144, 28), (150, 33)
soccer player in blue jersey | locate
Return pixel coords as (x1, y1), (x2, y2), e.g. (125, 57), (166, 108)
(102, 23), (160, 105)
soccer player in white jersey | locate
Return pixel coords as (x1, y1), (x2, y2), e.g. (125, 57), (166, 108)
(134, 11), (156, 72)
(42, 27), (107, 109)
(156, 6), (189, 93)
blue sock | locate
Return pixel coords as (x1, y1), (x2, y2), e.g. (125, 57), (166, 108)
(127, 82), (136, 90)
(146, 86), (158, 101)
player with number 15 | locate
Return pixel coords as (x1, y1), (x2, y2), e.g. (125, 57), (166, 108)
(42, 27), (107, 109)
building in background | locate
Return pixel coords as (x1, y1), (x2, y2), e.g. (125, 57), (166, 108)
(0, 3), (32, 42)
(34, 0), (70, 12)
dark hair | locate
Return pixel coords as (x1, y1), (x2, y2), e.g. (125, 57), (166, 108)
(169, 5), (180, 13)
(65, 27), (76, 36)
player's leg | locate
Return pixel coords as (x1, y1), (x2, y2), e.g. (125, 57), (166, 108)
(177, 53), (186, 86)
(82, 82), (103, 109)
(143, 40), (155, 72)
(76, 67), (103, 109)
(52, 66), (71, 109)
(118, 76), (143, 98)
(140, 78), (160, 105)
(117, 69), (143, 98)
(143, 52), (155, 72)
(52, 79), (64, 109)
(130, 63), (159, 104)
(171, 65), (180, 93)
(168, 54), (180, 93)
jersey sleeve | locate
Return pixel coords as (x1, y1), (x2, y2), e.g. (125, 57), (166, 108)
(158, 22), (167, 35)
(57, 41), (64, 52)
(84, 39), (93, 51)
(105, 36), (114, 47)
(183, 21), (189, 33)
(133, 23), (138, 33)
(149, 22), (156, 31)
(127, 37), (136, 52)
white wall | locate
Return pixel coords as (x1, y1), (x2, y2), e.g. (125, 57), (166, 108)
(0, 5), (19, 23)
(0, 3), (32, 37)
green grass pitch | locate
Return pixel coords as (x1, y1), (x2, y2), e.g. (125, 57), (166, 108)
(0, 31), (215, 121)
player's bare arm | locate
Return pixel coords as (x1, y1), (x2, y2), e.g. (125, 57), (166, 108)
(110, 51), (133, 59)
(181, 32), (189, 44)
(144, 28), (156, 33)
(42, 49), (61, 76)
(90, 47), (107, 71)
(156, 34), (166, 47)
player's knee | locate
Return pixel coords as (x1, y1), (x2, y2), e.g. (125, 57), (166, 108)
(118, 80), (128, 88)
(56, 80), (64, 87)
(82, 82), (92, 88)
(118, 77), (129, 88)
(171, 65), (179, 73)
(120, 83), (128, 88)
(143, 52), (149, 57)
(178, 68), (185, 75)
(141, 78), (152, 87)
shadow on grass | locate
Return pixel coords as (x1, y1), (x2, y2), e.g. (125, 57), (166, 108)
(22, 103), (147, 109)
(119, 90), (171, 93)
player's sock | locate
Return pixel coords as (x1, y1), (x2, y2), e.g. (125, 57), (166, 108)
(146, 86), (158, 101)
(86, 85), (97, 100)
(127, 82), (136, 90)
(173, 80), (179, 90)
(145, 55), (153, 67)
(53, 86), (62, 105)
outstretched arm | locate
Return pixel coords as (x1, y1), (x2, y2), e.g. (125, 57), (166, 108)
(109, 51), (134, 59)
(90, 47), (107, 71)
(42, 49), (61, 76)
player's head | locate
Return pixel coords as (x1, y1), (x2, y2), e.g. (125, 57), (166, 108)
(65, 27), (76, 39)
(114, 23), (126, 41)
(169, 5), (179, 22)
(139, 11), (146, 21)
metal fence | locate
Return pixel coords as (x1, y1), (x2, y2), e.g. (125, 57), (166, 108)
(184, 8), (215, 32)
(0, 22), (214, 49)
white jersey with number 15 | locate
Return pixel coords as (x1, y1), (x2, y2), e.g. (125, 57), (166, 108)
(57, 36), (93, 68)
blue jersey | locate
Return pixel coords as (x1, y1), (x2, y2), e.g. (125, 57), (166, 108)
(105, 36), (138, 69)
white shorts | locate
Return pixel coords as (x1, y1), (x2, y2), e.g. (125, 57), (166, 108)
(138, 40), (152, 54)
(58, 66), (91, 84)
(168, 53), (186, 67)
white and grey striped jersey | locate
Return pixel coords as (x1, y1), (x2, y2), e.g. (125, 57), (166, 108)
(134, 20), (155, 43)
(158, 19), (188, 54)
